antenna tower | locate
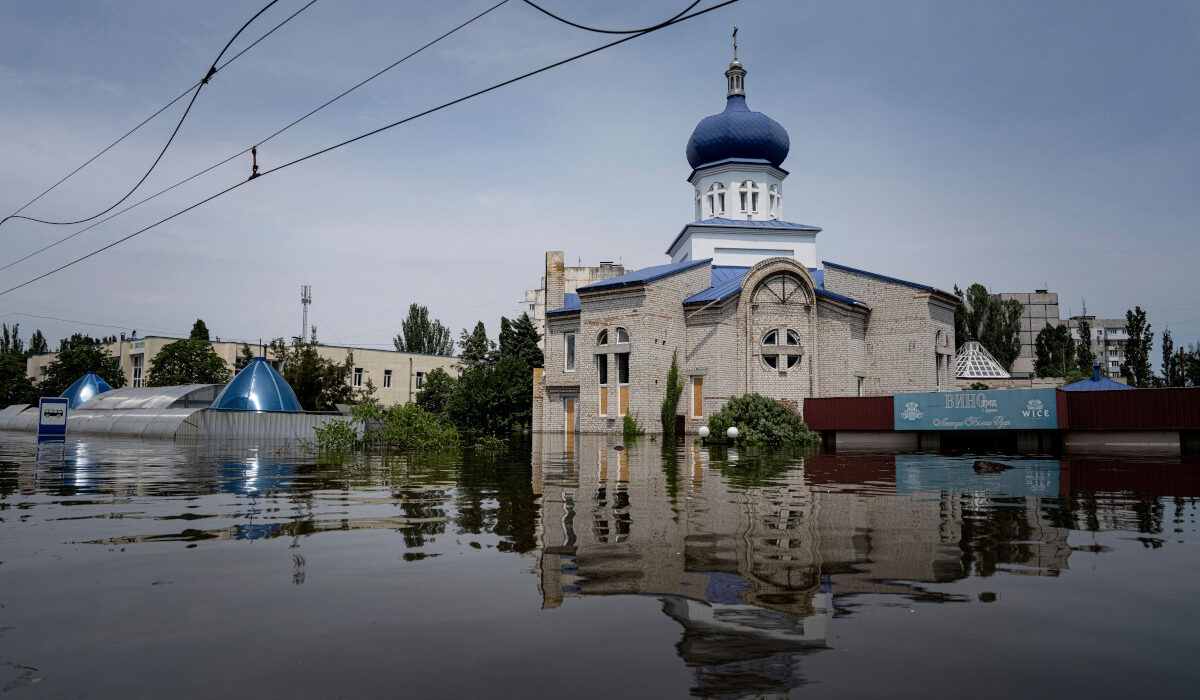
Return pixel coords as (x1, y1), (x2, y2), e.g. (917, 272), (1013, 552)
(301, 285), (312, 342)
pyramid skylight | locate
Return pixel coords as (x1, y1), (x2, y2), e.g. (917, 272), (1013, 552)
(954, 341), (1011, 379)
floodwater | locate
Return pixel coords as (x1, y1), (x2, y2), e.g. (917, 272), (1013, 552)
(1, 434), (1199, 699)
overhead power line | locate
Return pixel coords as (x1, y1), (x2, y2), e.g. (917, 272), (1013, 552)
(0, 0), (508, 273)
(0, 0), (318, 230)
(521, 0), (702, 34)
(0, 0), (740, 299)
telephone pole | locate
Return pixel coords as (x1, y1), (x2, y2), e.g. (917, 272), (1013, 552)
(300, 285), (312, 343)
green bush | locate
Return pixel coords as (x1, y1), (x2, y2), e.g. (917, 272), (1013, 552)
(623, 413), (644, 439)
(707, 394), (820, 446)
(660, 350), (683, 438)
(312, 418), (359, 451)
(314, 402), (460, 452)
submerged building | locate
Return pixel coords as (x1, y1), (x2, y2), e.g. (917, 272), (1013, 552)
(532, 56), (957, 434)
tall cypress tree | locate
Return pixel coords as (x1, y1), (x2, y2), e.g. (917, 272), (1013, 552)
(1120, 306), (1153, 388)
(1075, 319), (1096, 371)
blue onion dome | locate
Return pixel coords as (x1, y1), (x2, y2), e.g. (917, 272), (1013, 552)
(212, 357), (303, 412)
(60, 371), (113, 408)
(686, 59), (790, 169)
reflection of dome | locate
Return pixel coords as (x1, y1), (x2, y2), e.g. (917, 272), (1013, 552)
(686, 59), (790, 169)
(212, 357), (303, 411)
(60, 371), (113, 408)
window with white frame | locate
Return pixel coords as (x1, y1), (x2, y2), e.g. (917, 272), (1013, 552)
(565, 333), (576, 372)
(705, 182), (726, 218)
(353, 367), (363, 387)
(761, 329), (802, 371)
(616, 327), (629, 343)
(739, 180), (758, 214)
(416, 371), (425, 388)
(131, 354), (144, 388)
(383, 369), (392, 388)
(597, 329), (608, 346)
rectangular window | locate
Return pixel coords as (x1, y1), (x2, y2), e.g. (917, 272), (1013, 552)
(416, 371), (425, 388)
(617, 353), (630, 416)
(565, 333), (576, 372)
(131, 354), (143, 388)
(353, 367), (363, 387)
(857, 376), (864, 397)
(692, 376), (703, 418)
(383, 369), (392, 388)
(598, 355), (608, 416)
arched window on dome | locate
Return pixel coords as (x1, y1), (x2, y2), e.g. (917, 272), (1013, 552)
(705, 183), (726, 218)
(768, 185), (781, 219)
(739, 180), (758, 214)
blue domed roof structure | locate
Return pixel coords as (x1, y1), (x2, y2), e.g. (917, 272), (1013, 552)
(211, 357), (303, 412)
(60, 371), (114, 408)
(686, 94), (790, 170)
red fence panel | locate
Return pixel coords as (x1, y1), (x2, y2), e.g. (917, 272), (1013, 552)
(1058, 388), (1200, 431)
(803, 396), (893, 431)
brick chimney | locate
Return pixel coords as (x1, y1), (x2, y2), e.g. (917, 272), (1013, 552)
(545, 250), (565, 313)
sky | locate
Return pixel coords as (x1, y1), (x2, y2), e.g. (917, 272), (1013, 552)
(1, 0), (1198, 358)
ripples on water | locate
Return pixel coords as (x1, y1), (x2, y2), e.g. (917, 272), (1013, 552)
(1, 433), (1199, 698)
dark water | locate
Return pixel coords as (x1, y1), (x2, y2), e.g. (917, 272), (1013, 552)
(2, 434), (1199, 699)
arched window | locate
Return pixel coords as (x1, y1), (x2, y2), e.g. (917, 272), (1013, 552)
(751, 274), (808, 305)
(705, 183), (726, 218)
(768, 185), (781, 219)
(616, 327), (629, 343)
(761, 328), (803, 372)
(597, 329), (608, 346)
(739, 180), (758, 214)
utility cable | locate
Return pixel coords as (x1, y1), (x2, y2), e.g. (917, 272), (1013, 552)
(0, 0), (316, 230)
(0, 0), (506, 273)
(0, 0), (739, 298)
(521, 0), (701, 34)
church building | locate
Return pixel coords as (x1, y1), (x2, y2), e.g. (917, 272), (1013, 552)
(532, 56), (957, 434)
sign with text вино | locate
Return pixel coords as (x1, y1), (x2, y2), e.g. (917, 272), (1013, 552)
(894, 388), (1057, 431)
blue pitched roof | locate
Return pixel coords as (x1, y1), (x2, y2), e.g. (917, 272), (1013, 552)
(577, 259), (711, 293)
(60, 371), (113, 409)
(545, 293), (580, 317)
(823, 261), (935, 292)
(682, 266), (868, 309)
(1060, 373), (1136, 392)
(667, 219), (822, 256)
(212, 357), (303, 412)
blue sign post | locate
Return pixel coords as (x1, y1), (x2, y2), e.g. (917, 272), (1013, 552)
(37, 397), (69, 442)
(894, 388), (1057, 431)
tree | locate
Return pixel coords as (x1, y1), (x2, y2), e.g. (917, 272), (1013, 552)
(1, 323), (24, 356)
(393, 304), (454, 356)
(269, 329), (354, 411)
(457, 322), (495, 371)
(57, 333), (108, 353)
(190, 319), (210, 341)
(498, 313), (543, 369)
(0, 353), (36, 406)
(415, 367), (457, 416)
(147, 339), (232, 387)
(235, 343), (256, 372)
(1075, 318), (1096, 371)
(1120, 306), (1154, 388)
(1161, 329), (1182, 387)
(446, 355), (530, 434)
(1034, 323), (1077, 378)
(660, 350), (684, 438)
(28, 330), (48, 356)
(953, 283), (1022, 370)
(40, 344), (126, 397)
(1186, 344), (1200, 388)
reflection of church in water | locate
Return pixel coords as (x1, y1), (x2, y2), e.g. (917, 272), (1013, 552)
(530, 435), (1074, 696)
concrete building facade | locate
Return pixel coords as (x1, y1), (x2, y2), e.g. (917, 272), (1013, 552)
(532, 57), (957, 434)
(26, 336), (458, 406)
(522, 254), (625, 349)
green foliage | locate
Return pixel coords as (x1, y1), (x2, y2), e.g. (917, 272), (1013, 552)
(969, 382), (990, 390)
(57, 333), (114, 353)
(235, 343), (255, 372)
(1, 323), (25, 356)
(446, 355), (530, 435)
(1075, 318), (1096, 370)
(1058, 366), (1092, 387)
(28, 330), (48, 355)
(147, 338), (232, 387)
(416, 367), (458, 416)
(457, 321), (495, 371)
(1186, 343), (1200, 387)
(1120, 306), (1154, 388)
(189, 319), (210, 341)
(1034, 323), (1077, 378)
(660, 350), (683, 437)
(953, 283), (1022, 370)
(353, 402), (461, 449)
(707, 393), (820, 446)
(0, 353), (36, 406)
(312, 418), (359, 451)
(269, 329), (354, 411)
(394, 303), (454, 356)
(498, 313), (543, 369)
(40, 342), (126, 397)
(1161, 328), (1184, 387)
(623, 413), (645, 439)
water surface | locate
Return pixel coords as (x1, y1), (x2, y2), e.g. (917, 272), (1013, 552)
(1, 433), (1198, 698)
